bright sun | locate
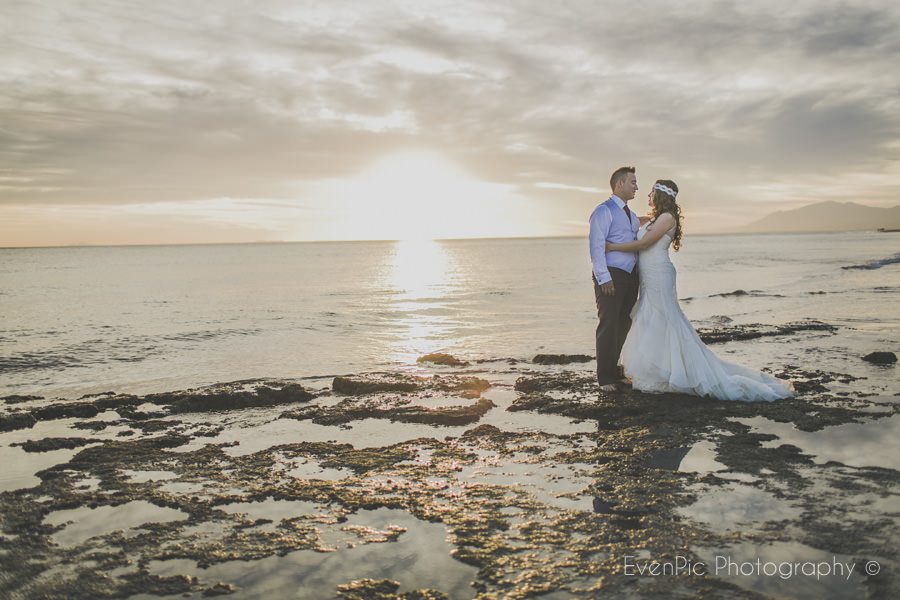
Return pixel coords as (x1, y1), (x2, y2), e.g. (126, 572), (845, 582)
(324, 151), (518, 241)
(359, 152), (475, 240)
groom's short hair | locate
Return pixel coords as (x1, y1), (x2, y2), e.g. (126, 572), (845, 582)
(610, 166), (635, 191)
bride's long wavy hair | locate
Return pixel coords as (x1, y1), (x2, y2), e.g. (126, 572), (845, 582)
(650, 179), (683, 251)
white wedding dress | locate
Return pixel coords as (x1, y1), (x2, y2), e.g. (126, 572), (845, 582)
(620, 223), (793, 402)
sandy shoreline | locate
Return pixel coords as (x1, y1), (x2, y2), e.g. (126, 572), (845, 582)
(0, 322), (897, 599)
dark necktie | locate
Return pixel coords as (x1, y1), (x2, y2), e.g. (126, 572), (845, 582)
(622, 203), (632, 223)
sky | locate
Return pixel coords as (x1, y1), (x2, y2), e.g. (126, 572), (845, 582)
(2, 0), (899, 246)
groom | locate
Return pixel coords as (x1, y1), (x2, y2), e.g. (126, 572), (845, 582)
(589, 166), (640, 392)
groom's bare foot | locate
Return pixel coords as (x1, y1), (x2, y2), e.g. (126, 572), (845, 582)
(598, 383), (617, 393)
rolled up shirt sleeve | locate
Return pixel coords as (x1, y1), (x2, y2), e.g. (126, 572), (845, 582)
(589, 206), (612, 285)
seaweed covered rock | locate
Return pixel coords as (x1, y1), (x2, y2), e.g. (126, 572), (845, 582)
(14, 437), (95, 452)
(417, 353), (469, 367)
(336, 579), (449, 600)
(333, 373), (490, 397)
(697, 320), (837, 344)
(333, 375), (421, 395)
(150, 383), (314, 414)
(862, 351), (896, 364)
(532, 354), (592, 365)
(0, 411), (37, 432)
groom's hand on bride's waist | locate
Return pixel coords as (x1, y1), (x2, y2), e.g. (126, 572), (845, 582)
(600, 281), (616, 296)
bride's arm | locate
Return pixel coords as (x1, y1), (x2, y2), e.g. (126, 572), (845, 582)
(607, 213), (676, 252)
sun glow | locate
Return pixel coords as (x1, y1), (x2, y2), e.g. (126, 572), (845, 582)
(320, 151), (523, 241)
(361, 152), (475, 240)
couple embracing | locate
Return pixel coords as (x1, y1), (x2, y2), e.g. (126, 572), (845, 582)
(589, 166), (793, 402)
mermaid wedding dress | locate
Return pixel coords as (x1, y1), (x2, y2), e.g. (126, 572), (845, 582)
(620, 223), (793, 402)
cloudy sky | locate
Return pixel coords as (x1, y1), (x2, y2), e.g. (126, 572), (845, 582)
(2, 0), (899, 246)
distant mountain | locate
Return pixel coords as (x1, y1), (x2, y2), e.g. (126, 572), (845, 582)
(741, 201), (900, 233)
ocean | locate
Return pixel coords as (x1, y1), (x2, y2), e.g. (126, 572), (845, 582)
(1, 231), (898, 399)
(1, 231), (899, 599)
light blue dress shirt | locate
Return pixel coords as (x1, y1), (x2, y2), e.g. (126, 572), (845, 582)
(589, 195), (639, 285)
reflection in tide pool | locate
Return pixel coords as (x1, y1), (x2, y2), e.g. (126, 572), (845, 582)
(677, 482), (802, 533)
(142, 508), (477, 599)
(734, 414), (900, 470)
(45, 501), (189, 547)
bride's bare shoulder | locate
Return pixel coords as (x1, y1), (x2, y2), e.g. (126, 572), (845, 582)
(655, 212), (676, 224)
(646, 212), (676, 230)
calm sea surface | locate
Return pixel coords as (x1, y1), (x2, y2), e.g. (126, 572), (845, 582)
(1, 232), (898, 399)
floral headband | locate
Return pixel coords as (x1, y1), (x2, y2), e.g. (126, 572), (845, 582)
(653, 183), (677, 197)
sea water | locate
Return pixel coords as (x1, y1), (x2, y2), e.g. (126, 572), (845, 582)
(1, 231), (897, 399)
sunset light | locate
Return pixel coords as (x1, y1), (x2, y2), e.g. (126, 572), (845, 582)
(2, 3), (898, 597)
(324, 151), (523, 241)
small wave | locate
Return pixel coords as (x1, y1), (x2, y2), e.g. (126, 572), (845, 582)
(842, 252), (900, 270)
(161, 328), (260, 343)
(0, 338), (158, 374)
(0, 328), (260, 374)
(0, 353), (86, 373)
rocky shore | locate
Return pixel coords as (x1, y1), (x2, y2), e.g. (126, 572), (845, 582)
(0, 321), (897, 599)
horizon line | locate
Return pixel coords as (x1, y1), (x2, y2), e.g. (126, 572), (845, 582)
(0, 228), (890, 250)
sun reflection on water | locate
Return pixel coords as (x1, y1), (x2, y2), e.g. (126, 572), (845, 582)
(390, 239), (449, 298)
(387, 239), (457, 365)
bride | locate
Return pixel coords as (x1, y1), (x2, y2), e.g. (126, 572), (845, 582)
(606, 180), (793, 402)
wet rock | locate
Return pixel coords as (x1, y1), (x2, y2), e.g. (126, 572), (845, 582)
(862, 351), (896, 364)
(713, 289), (749, 297)
(708, 289), (784, 298)
(283, 396), (495, 427)
(131, 419), (180, 433)
(391, 397), (495, 426)
(1, 394), (43, 405)
(336, 578), (448, 600)
(0, 411), (37, 432)
(333, 375), (421, 395)
(697, 320), (837, 344)
(532, 354), (592, 365)
(337, 578), (401, 599)
(333, 373), (489, 398)
(432, 375), (490, 397)
(71, 420), (112, 431)
(14, 437), (95, 452)
(151, 383), (314, 414)
(33, 401), (100, 421)
(514, 373), (594, 394)
(592, 498), (618, 513)
(203, 582), (237, 596)
(460, 423), (520, 445)
(460, 424), (504, 439)
(417, 353), (469, 367)
(321, 445), (419, 474)
(93, 394), (143, 412)
(0, 363), (895, 600)
(116, 406), (168, 421)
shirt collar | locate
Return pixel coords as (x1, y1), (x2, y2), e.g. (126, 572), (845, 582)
(610, 195), (626, 208)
